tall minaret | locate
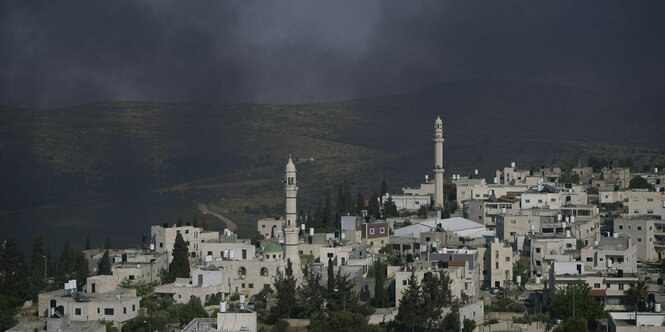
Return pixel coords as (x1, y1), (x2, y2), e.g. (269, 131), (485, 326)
(283, 155), (302, 277)
(433, 116), (445, 208)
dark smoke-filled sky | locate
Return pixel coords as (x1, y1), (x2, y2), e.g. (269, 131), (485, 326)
(1, 0), (664, 108)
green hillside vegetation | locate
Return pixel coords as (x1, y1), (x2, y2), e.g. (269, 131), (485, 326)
(1, 80), (664, 238)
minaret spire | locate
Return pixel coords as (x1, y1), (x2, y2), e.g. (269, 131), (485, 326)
(283, 155), (302, 278)
(433, 116), (445, 208)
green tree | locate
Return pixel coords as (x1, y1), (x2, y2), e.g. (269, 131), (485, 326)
(513, 258), (530, 284)
(373, 258), (389, 308)
(550, 280), (604, 323)
(31, 235), (46, 278)
(104, 236), (112, 250)
(395, 271), (422, 331)
(59, 240), (75, 278)
(299, 269), (324, 317)
(367, 191), (381, 220)
(323, 194), (335, 227)
(554, 317), (588, 332)
(0, 237), (29, 301)
(462, 318), (476, 332)
(166, 233), (190, 282)
(192, 215), (199, 228)
(383, 196), (398, 218)
(343, 185), (355, 216)
(0, 295), (19, 331)
(274, 260), (296, 318)
(356, 192), (365, 215)
(98, 250), (112, 275)
(200, 215), (209, 231)
(627, 279), (648, 308)
(175, 296), (208, 325)
(337, 184), (346, 219)
(629, 176), (652, 189)
(442, 305), (461, 332)
(380, 178), (388, 197)
(586, 155), (608, 172)
(327, 257), (335, 299)
(85, 236), (91, 250)
(176, 217), (183, 227)
(74, 252), (89, 286)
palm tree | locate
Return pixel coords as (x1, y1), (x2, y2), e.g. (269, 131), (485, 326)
(627, 279), (648, 309)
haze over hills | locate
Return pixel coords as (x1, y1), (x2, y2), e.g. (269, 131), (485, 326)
(1, 79), (664, 250)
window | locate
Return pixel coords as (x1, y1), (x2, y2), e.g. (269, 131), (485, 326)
(538, 199), (543, 203)
(327, 253), (333, 258)
(634, 198), (639, 202)
(425, 237), (431, 242)
(242, 283), (245, 288)
(260, 267), (268, 276)
(159, 242), (163, 248)
(104, 308), (114, 315)
(511, 220), (517, 224)
(132, 305), (136, 311)
(619, 284), (624, 290)
(369, 228), (375, 235)
(648, 198), (654, 202)
(566, 243), (572, 248)
(402, 280), (407, 286)
(619, 225), (623, 230)
(638, 238), (642, 242)
(648, 210), (654, 214)
(262, 225), (266, 228)
(97, 308), (100, 314)
(637, 226), (642, 231)
(380, 228), (385, 234)
(75, 308), (81, 315)
(207, 251), (212, 256)
(495, 262), (499, 269)
(238, 267), (246, 277)
(535, 260), (541, 266)
(586, 257), (593, 262)
(123, 307), (127, 314)
(505, 257), (510, 262)
(535, 248), (541, 254)
(594, 283), (600, 288)
(249, 283), (254, 289)
(525, 199), (531, 203)
(633, 210), (639, 214)
(185, 230), (189, 234)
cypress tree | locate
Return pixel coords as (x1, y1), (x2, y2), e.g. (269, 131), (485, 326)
(373, 258), (389, 308)
(60, 240), (74, 276)
(200, 216), (208, 231)
(274, 260), (296, 318)
(343, 185), (354, 216)
(74, 253), (89, 286)
(98, 250), (112, 275)
(192, 215), (199, 228)
(176, 217), (183, 227)
(336, 185), (345, 217)
(380, 178), (388, 197)
(167, 233), (190, 282)
(31, 235), (46, 278)
(85, 236), (90, 251)
(313, 199), (324, 228)
(356, 192), (365, 215)
(327, 257), (335, 299)
(104, 236), (112, 250)
(323, 194), (334, 227)
(368, 191), (381, 220)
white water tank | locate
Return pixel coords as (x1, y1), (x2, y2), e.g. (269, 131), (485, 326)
(530, 224), (535, 232)
(565, 216), (570, 222)
(511, 162), (516, 168)
(502, 208), (506, 214)
(562, 222), (567, 230)
(493, 177), (498, 184)
(341, 232), (346, 239)
(655, 303), (662, 312)
(535, 276), (541, 284)
(309, 228), (314, 236)
(240, 295), (245, 304)
(516, 275), (522, 285)
(229, 250), (235, 259)
(607, 259), (613, 269)
(594, 240), (599, 246)
(150, 243), (155, 251)
(557, 214), (562, 221)
(475, 169), (479, 175)
(220, 301), (227, 313)
(656, 167), (659, 174)
(614, 232), (618, 238)
(425, 175), (429, 182)
(494, 237), (499, 243)
(301, 224), (305, 231)
(570, 216), (575, 223)
(566, 230), (571, 238)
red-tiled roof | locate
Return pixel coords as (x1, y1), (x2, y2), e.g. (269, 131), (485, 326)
(589, 289), (606, 297)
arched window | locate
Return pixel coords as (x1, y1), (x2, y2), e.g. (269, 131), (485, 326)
(238, 267), (246, 277)
(260, 267), (268, 276)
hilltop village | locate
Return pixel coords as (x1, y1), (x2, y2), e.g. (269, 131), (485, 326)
(5, 117), (665, 332)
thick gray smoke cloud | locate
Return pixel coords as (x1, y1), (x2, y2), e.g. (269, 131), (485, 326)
(1, 0), (664, 108)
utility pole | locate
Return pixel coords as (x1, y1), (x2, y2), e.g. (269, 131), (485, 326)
(43, 255), (47, 278)
(572, 283), (576, 319)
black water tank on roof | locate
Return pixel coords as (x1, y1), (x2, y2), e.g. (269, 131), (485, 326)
(617, 269), (623, 277)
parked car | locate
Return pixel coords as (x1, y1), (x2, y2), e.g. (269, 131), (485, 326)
(490, 288), (499, 294)
(481, 284), (491, 291)
(637, 259), (643, 268)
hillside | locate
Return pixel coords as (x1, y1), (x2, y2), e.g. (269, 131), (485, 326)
(1, 80), (664, 249)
